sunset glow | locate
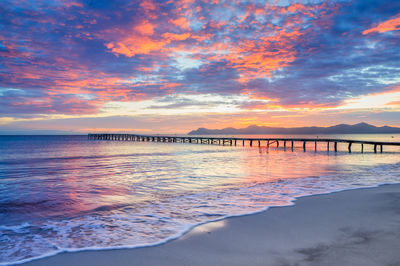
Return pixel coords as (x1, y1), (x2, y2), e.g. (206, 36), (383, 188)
(1, 0), (400, 134)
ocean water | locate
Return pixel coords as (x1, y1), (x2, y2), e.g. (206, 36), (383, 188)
(0, 134), (400, 265)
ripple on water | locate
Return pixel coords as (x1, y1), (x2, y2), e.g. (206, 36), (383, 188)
(0, 135), (400, 265)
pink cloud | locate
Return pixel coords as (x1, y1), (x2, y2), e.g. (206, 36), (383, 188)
(363, 13), (400, 34)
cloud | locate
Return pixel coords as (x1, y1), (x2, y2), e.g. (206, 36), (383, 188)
(0, 0), (400, 129)
(363, 13), (400, 34)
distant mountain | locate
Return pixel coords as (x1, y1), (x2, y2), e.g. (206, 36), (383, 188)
(188, 123), (400, 135)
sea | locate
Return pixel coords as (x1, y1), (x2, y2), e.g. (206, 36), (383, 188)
(1, 134), (400, 265)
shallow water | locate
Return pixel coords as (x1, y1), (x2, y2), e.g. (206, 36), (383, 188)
(0, 135), (399, 265)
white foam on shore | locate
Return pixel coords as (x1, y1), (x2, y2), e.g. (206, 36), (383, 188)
(2, 160), (400, 265)
(2, 182), (398, 266)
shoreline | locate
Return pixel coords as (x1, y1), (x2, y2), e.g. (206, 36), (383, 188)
(17, 183), (400, 266)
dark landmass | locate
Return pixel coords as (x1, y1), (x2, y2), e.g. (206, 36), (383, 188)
(188, 122), (400, 135)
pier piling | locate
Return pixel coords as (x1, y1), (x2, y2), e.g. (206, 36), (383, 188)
(88, 134), (400, 154)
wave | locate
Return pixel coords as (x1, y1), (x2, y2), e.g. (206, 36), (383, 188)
(2, 181), (400, 266)
(2, 162), (400, 265)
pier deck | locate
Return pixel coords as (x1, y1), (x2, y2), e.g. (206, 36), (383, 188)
(88, 133), (400, 153)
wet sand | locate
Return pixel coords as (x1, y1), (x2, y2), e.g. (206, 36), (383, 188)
(22, 184), (400, 266)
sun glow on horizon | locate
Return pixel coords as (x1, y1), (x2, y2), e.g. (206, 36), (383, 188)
(337, 90), (400, 110)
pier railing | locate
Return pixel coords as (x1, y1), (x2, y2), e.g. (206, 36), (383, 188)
(88, 133), (400, 153)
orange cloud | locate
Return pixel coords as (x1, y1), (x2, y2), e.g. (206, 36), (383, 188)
(363, 14), (400, 34)
(106, 37), (166, 57)
(225, 29), (302, 82)
(140, 0), (156, 11)
(134, 20), (155, 35)
(386, 100), (400, 107)
(162, 32), (191, 41)
(169, 17), (191, 30)
(105, 20), (192, 58)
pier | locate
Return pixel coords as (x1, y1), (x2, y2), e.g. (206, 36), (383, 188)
(88, 133), (400, 153)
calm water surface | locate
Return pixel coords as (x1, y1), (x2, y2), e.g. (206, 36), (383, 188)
(0, 135), (400, 265)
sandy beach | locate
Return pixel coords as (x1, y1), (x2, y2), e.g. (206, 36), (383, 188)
(20, 183), (400, 266)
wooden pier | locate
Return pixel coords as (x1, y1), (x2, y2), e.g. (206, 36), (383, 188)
(88, 133), (400, 153)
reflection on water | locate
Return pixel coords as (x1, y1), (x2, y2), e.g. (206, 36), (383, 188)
(0, 135), (399, 264)
(188, 133), (400, 153)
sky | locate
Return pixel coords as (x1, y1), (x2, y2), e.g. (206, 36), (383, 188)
(1, 0), (400, 134)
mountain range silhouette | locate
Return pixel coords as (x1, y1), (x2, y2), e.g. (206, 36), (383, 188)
(188, 123), (400, 135)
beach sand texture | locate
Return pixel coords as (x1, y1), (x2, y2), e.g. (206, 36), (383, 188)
(22, 184), (400, 266)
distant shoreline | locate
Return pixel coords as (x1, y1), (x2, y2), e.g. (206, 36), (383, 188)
(189, 122), (400, 135)
(2, 132), (400, 137)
